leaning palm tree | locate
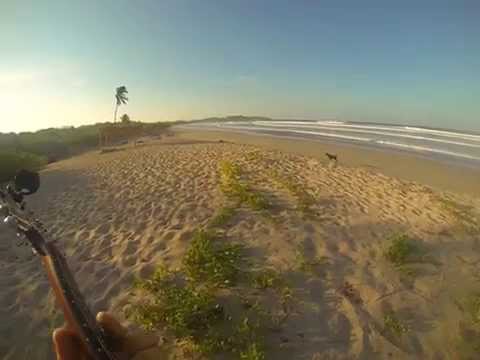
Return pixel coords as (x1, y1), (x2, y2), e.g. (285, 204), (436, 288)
(113, 86), (128, 122)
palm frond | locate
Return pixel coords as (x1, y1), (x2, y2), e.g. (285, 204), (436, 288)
(116, 86), (128, 95)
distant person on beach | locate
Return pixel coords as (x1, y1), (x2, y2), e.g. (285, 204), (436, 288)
(53, 312), (161, 360)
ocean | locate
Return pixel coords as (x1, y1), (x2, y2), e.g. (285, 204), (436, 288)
(181, 119), (480, 168)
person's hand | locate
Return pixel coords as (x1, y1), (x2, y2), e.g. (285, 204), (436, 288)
(53, 312), (162, 360)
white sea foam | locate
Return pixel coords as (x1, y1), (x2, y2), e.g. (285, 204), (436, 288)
(217, 124), (373, 142)
(251, 121), (480, 148)
(252, 120), (480, 142)
(181, 121), (480, 163)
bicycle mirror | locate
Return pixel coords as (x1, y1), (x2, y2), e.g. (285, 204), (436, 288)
(14, 170), (40, 195)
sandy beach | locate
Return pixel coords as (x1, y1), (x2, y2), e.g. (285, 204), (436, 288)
(1, 132), (480, 359)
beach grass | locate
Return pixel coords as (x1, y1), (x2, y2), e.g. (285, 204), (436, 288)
(208, 206), (237, 228)
(268, 169), (316, 217)
(295, 245), (328, 274)
(127, 220), (273, 357)
(454, 293), (480, 358)
(438, 196), (479, 233)
(183, 229), (244, 287)
(384, 233), (418, 266)
(250, 269), (283, 290)
(220, 160), (270, 211)
(128, 242), (267, 357)
(383, 312), (410, 337)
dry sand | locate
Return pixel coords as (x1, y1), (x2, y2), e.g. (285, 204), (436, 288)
(1, 134), (480, 359)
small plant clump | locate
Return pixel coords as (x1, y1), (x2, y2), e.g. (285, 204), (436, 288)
(269, 169), (316, 216)
(454, 293), (480, 358)
(438, 196), (479, 233)
(244, 150), (262, 162)
(240, 341), (265, 360)
(461, 293), (480, 325)
(128, 233), (267, 358)
(208, 206), (236, 228)
(251, 269), (283, 290)
(183, 229), (244, 287)
(219, 161), (270, 211)
(384, 234), (416, 266)
(383, 312), (410, 337)
(295, 246), (328, 274)
(130, 268), (223, 336)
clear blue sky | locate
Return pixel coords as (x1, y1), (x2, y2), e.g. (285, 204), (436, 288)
(1, 0), (479, 132)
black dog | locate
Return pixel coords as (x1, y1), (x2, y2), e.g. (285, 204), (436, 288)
(325, 153), (338, 162)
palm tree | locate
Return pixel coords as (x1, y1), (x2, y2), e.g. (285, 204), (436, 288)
(114, 86), (128, 122)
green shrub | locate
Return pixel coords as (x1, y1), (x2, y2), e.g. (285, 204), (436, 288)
(208, 206), (236, 228)
(219, 161), (270, 211)
(240, 342), (265, 360)
(383, 312), (409, 337)
(384, 234), (416, 266)
(251, 269), (282, 289)
(0, 122), (171, 165)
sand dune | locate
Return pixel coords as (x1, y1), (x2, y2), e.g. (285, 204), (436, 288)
(1, 136), (479, 359)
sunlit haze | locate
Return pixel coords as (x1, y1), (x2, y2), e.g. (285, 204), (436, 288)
(1, 0), (479, 133)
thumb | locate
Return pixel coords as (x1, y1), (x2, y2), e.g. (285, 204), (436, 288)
(53, 328), (85, 360)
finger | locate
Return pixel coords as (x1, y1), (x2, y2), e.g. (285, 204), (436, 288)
(53, 328), (84, 360)
(96, 312), (158, 355)
(122, 332), (159, 355)
(96, 312), (128, 339)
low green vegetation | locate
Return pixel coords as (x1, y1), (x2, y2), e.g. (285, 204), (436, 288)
(383, 233), (424, 281)
(208, 206), (236, 228)
(131, 267), (222, 336)
(295, 245), (328, 274)
(454, 293), (480, 358)
(219, 161), (270, 211)
(384, 234), (417, 266)
(128, 234), (266, 357)
(123, 159), (286, 357)
(460, 293), (480, 325)
(269, 169), (316, 216)
(251, 269), (283, 290)
(240, 341), (265, 360)
(244, 150), (262, 162)
(127, 223), (273, 358)
(383, 312), (409, 337)
(0, 121), (171, 182)
(183, 229), (244, 287)
(438, 196), (479, 233)
(127, 172), (306, 359)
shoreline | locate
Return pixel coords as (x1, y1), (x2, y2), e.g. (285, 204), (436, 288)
(174, 127), (480, 196)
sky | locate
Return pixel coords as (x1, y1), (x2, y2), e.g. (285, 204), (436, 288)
(1, 0), (479, 133)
